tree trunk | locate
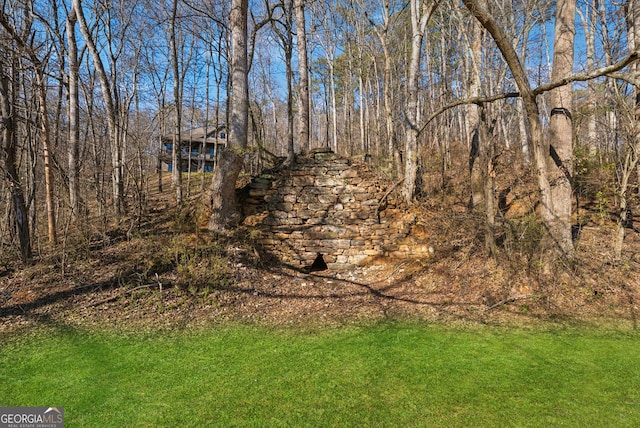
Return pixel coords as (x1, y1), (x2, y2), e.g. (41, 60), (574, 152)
(170, 0), (183, 204)
(0, 63), (31, 263)
(404, 0), (437, 202)
(329, 60), (338, 152)
(580, 0), (597, 149)
(285, 2), (295, 165)
(516, 99), (530, 163)
(294, 0), (310, 152)
(200, 50), (211, 191)
(66, 8), (81, 219)
(73, 0), (125, 217)
(479, 104), (496, 255)
(158, 97), (166, 193)
(34, 65), (57, 244)
(0, 12), (56, 244)
(462, 0), (566, 257)
(548, 0), (577, 257)
(380, 13), (395, 168)
(208, 0), (248, 231)
(359, 72), (366, 154)
(468, 12), (484, 210)
(614, 0), (640, 259)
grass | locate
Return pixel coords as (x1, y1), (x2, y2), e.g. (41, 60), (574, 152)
(1, 322), (639, 427)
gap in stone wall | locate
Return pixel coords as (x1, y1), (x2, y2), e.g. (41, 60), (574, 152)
(309, 253), (328, 272)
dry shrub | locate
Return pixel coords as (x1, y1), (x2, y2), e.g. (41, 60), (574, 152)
(167, 235), (230, 291)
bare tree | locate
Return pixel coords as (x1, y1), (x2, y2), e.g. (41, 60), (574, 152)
(466, 2), (484, 211)
(66, 6), (81, 218)
(462, 0), (569, 256)
(169, 0), (184, 204)
(0, 11), (57, 244)
(577, 0), (598, 150)
(72, 0), (126, 216)
(403, 0), (438, 202)
(358, 0), (399, 168)
(139, 2), (172, 195)
(612, 0), (640, 259)
(294, 0), (310, 151)
(548, 0), (576, 257)
(312, 0), (340, 152)
(0, 59), (32, 262)
(271, 0), (296, 165)
(208, 0), (248, 231)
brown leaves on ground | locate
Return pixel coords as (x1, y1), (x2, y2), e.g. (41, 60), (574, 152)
(1, 191), (639, 335)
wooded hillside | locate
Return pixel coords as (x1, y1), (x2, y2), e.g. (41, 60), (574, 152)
(0, 0), (639, 280)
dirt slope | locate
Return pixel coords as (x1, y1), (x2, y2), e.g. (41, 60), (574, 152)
(1, 179), (639, 334)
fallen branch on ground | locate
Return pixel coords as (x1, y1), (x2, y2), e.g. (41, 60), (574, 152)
(485, 294), (533, 311)
(83, 275), (164, 308)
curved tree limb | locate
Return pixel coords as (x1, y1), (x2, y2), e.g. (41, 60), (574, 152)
(417, 52), (640, 137)
(418, 92), (519, 136)
(533, 52), (640, 95)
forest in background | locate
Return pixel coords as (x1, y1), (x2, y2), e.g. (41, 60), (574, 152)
(0, 0), (639, 271)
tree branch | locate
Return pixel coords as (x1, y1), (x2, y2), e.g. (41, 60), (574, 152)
(605, 71), (640, 87)
(533, 52), (640, 95)
(418, 92), (519, 136)
(247, 2), (275, 73)
(417, 52), (640, 136)
(0, 12), (42, 68)
(182, 0), (229, 28)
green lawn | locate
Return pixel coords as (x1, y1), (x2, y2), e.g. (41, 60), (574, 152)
(1, 322), (639, 427)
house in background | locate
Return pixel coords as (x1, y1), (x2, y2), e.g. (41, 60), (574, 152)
(160, 124), (227, 172)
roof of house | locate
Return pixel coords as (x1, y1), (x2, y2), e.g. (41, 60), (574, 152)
(162, 124), (226, 144)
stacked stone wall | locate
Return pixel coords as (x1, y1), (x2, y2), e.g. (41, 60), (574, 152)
(242, 148), (431, 270)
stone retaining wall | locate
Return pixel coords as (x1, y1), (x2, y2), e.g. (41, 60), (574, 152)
(242, 148), (431, 270)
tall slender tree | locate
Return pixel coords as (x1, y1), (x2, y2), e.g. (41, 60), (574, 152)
(404, 0), (438, 202)
(208, 0), (248, 230)
(548, 0), (577, 257)
(461, 0), (561, 254)
(271, 0), (296, 165)
(0, 59), (32, 262)
(467, 3), (484, 210)
(358, 0), (401, 168)
(170, 0), (184, 204)
(72, 0), (126, 216)
(66, 6), (81, 218)
(612, 0), (640, 259)
(295, 0), (310, 151)
(0, 11), (57, 244)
